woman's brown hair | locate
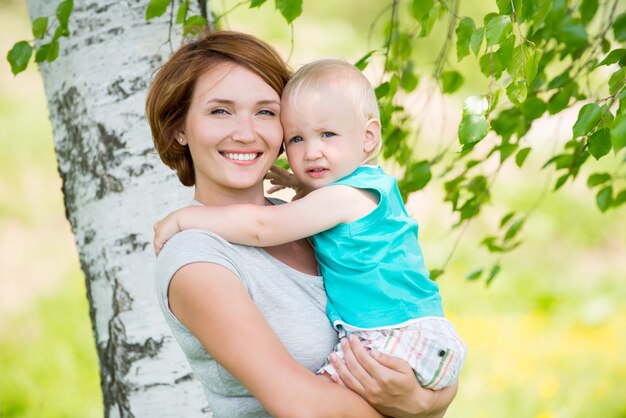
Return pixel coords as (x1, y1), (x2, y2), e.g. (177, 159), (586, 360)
(146, 30), (291, 186)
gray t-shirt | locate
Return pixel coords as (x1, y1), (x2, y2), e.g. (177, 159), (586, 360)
(155, 229), (338, 417)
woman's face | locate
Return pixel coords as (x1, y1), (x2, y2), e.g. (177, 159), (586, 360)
(180, 62), (283, 199)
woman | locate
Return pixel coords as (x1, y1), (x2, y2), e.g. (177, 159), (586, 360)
(146, 29), (457, 417)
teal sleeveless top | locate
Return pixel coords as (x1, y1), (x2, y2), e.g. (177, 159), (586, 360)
(311, 166), (443, 329)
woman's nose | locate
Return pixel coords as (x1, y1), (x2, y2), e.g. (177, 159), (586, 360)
(232, 116), (255, 143)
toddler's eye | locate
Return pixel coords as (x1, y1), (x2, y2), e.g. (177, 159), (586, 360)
(289, 136), (304, 144)
(321, 131), (336, 138)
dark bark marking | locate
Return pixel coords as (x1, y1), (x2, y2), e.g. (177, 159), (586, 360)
(115, 233), (150, 254)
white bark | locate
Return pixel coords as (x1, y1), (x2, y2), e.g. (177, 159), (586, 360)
(27, 1), (211, 416)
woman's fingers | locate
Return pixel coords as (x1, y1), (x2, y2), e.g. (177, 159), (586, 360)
(342, 336), (377, 384)
(330, 351), (366, 396)
(369, 349), (414, 373)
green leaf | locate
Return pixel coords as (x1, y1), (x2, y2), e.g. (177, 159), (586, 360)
(597, 49), (626, 67)
(403, 160), (432, 191)
(506, 80), (527, 105)
(52, 25), (70, 41)
(276, 0), (302, 24)
(463, 95), (489, 115)
(32, 17), (48, 39)
(486, 264), (501, 286)
(7, 41), (33, 75)
(482, 237), (503, 253)
(611, 114), (626, 152)
(183, 15), (207, 36)
(504, 219), (524, 241)
(580, 0), (598, 26)
(596, 186), (613, 212)
(441, 70), (463, 93)
(47, 40), (59, 62)
(614, 190), (626, 207)
(400, 63), (419, 92)
(470, 27), (484, 55)
(479, 52), (503, 79)
(274, 157), (290, 169)
(146, 0), (170, 20)
(515, 147), (531, 167)
(557, 16), (588, 47)
(354, 50), (377, 71)
(521, 96), (547, 120)
(547, 90), (570, 114)
(496, 35), (515, 65)
(250, 0), (268, 7)
(587, 173), (611, 188)
(609, 67), (626, 96)
(614, 12), (626, 42)
(466, 268), (483, 281)
(175, 0), (188, 24)
(411, 0), (434, 20)
(588, 128), (612, 160)
(554, 173), (570, 190)
(375, 82), (390, 99)
(500, 212), (515, 227)
(429, 269), (444, 280)
(35, 43), (51, 62)
(524, 0), (552, 25)
(485, 15), (512, 47)
(499, 142), (517, 162)
(572, 103), (602, 138)
(458, 114), (489, 145)
(496, 0), (522, 15)
(56, 0), (73, 28)
(456, 17), (475, 61)
(524, 48), (541, 84)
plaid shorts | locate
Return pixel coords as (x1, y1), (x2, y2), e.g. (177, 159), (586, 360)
(318, 317), (467, 390)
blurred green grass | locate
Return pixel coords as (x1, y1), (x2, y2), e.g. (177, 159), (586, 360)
(1, 1), (625, 417)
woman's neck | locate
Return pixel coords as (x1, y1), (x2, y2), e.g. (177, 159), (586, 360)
(193, 183), (268, 207)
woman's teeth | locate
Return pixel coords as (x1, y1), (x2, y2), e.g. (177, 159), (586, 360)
(222, 152), (259, 161)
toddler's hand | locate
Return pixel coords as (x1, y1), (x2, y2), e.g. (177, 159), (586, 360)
(265, 165), (312, 200)
(153, 211), (182, 256)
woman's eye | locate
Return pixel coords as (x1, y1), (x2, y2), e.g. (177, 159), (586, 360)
(258, 109), (276, 116)
(210, 108), (229, 115)
(321, 131), (336, 138)
(289, 136), (304, 144)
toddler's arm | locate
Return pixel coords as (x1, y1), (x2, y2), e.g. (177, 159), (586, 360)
(153, 184), (375, 254)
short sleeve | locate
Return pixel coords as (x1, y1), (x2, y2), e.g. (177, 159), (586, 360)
(155, 229), (248, 327)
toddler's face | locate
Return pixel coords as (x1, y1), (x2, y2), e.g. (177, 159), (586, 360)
(281, 85), (374, 189)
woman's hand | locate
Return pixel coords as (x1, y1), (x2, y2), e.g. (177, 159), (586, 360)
(329, 335), (457, 418)
(265, 165), (312, 200)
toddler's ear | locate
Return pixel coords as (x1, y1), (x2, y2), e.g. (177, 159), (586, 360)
(363, 118), (381, 154)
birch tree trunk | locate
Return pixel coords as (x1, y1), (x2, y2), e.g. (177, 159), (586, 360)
(27, 1), (211, 416)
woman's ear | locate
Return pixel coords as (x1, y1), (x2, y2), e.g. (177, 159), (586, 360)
(363, 118), (381, 154)
(176, 129), (188, 146)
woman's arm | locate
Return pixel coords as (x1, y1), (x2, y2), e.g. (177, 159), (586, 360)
(154, 185), (374, 254)
(330, 335), (457, 418)
(168, 261), (383, 418)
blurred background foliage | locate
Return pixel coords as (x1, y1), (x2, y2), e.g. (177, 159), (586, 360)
(1, 0), (625, 417)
